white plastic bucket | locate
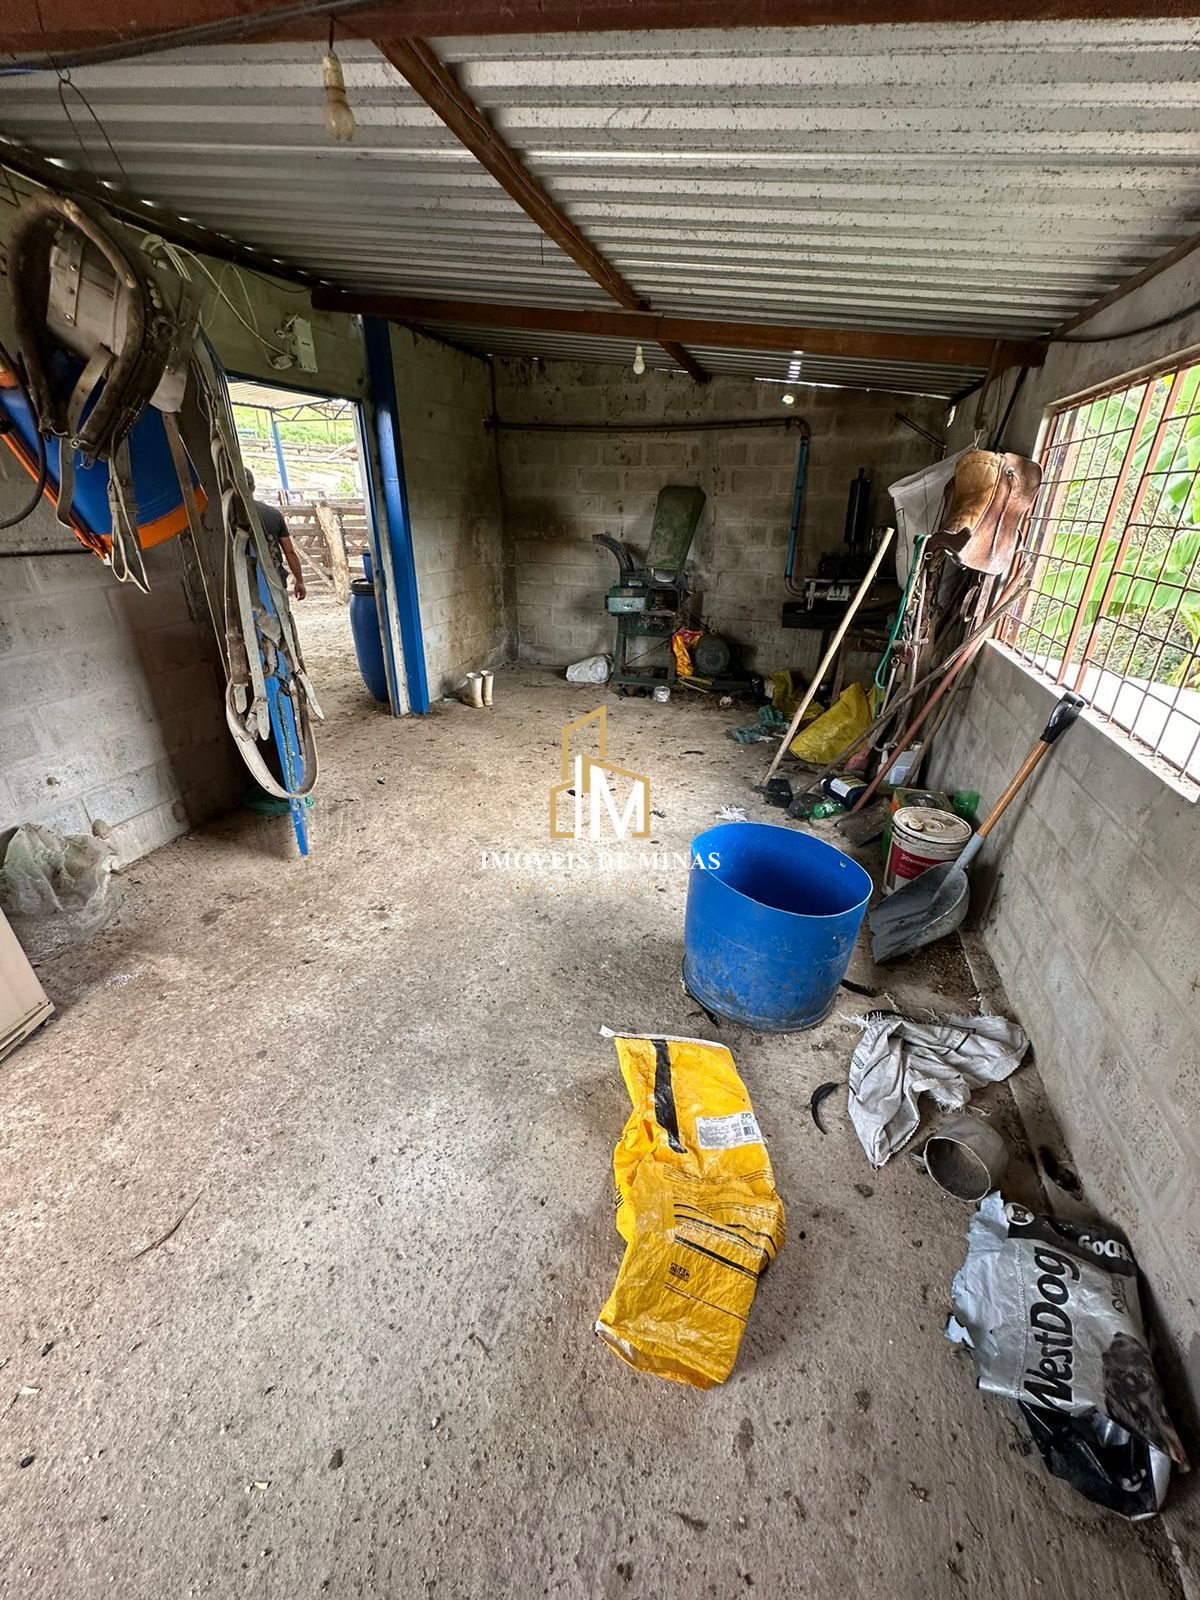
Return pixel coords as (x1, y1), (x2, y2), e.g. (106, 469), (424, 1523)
(884, 806), (972, 895)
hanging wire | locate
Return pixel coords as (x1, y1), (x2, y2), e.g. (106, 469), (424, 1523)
(0, 163), (22, 211)
(873, 533), (929, 698)
(141, 234), (292, 363)
(988, 367), (1028, 451)
(0, 337), (49, 529)
(1054, 296), (1200, 343)
(55, 69), (130, 188)
(4, 0), (375, 74)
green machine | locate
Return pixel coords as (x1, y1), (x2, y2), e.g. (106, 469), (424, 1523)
(593, 485), (706, 691)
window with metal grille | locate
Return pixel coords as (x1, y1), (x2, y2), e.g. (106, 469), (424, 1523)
(1003, 358), (1200, 791)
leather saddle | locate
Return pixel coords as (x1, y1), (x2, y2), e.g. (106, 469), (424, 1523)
(932, 449), (1042, 575)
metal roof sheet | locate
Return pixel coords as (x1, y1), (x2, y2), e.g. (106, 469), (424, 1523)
(1, 19), (1197, 392)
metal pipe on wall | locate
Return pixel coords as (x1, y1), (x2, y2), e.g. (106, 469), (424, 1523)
(485, 416), (809, 436)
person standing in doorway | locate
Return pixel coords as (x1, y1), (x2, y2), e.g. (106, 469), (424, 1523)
(246, 470), (306, 601)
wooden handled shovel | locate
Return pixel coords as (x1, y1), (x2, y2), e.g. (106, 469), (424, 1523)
(867, 692), (1084, 962)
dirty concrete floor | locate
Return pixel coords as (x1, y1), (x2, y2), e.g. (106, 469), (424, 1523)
(0, 605), (1192, 1599)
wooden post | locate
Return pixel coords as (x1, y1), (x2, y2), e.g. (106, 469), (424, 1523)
(314, 499), (351, 601)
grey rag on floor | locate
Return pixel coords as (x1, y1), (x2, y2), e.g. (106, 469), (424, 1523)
(847, 1010), (1028, 1167)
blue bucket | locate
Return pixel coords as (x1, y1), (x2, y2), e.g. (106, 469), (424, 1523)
(684, 822), (873, 1031)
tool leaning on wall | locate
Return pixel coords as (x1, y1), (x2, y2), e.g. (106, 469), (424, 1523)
(0, 193), (321, 853)
(767, 444), (1048, 838)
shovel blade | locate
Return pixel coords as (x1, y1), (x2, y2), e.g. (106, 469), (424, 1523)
(868, 860), (970, 962)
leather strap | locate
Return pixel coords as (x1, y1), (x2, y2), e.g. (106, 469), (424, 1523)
(8, 193), (173, 464)
(55, 344), (113, 530)
(106, 437), (150, 593)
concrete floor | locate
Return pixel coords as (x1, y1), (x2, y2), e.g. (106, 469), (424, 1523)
(1, 597), (1193, 1598)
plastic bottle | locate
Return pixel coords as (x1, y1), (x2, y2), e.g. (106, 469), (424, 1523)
(797, 796), (845, 821)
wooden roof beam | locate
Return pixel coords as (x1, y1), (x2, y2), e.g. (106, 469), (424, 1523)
(311, 290), (1046, 372)
(5, 1), (1196, 57)
(374, 37), (707, 382)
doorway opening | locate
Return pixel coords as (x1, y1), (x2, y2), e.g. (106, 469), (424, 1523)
(228, 378), (379, 720)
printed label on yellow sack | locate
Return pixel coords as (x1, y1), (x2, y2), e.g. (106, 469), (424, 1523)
(695, 1111), (762, 1150)
(595, 1031), (785, 1388)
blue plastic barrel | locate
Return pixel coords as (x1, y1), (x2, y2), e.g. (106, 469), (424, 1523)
(349, 578), (389, 703)
(683, 822), (873, 1031)
(1, 351), (200, 546)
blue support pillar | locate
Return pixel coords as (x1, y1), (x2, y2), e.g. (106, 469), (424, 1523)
(269, 413), (291, 496)
(362, 317), (430, 715)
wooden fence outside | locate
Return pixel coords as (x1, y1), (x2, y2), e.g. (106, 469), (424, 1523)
(278, 497), (370, 599)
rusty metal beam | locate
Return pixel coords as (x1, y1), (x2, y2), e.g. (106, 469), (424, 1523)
(375, 37), (708, 383)
(4, 0), (1195, 57)
(310, 290), (1046, 371)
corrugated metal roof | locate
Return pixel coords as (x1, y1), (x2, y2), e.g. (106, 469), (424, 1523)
(1, 20), (1197, 394)
(227, 379), (355, 414)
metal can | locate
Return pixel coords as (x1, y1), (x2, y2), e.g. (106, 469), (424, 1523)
(883, 806), (972, 895)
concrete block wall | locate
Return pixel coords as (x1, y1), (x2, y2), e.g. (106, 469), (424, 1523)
(0, 220), (510, 885)
(494, 358), (943, 674)
(925, 250), (1200, 1412)
(929, 643), (1200, 1404)
(0, 528), (241, 866)
(0, 197), (373, 873)
(391, 327), (508, 696)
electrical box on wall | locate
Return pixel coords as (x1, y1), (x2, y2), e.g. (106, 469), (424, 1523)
(279, 315), (318, 372)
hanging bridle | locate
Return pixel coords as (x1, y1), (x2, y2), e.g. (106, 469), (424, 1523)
(6, 192), (189, 586)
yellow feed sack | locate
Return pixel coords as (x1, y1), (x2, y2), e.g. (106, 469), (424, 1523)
(788, 681), (872, 764)
(768, 668), (822, 726)
(596, 1032), (785, 1388)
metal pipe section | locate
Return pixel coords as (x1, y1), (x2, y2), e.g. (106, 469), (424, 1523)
(485, 415), (809, 435)
(783, 434), (810, 594)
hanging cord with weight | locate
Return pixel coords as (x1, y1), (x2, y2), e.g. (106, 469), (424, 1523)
(0, 338), (48, 529)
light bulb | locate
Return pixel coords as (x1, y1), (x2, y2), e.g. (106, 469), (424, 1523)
(322, 51), (356, 143)
(782, 393), (796, 406)
(632, 344), (646, 376)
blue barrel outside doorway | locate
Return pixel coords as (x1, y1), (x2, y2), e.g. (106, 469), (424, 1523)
(683, 822), (873, 1031)
(349, 575), (389, 703)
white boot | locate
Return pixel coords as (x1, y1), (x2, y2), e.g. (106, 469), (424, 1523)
(465, 672), (484, 708)
(481, 670), (494, 707)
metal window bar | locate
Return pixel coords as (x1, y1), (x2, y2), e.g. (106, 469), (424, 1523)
(1003, 359), (1200, 790)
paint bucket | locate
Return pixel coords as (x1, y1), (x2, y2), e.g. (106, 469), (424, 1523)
(884, 806), (972, 895)
(923, 1115), (1008, 1202)
(683, 822), (872, 1031)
